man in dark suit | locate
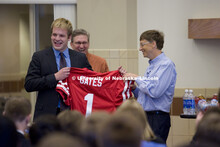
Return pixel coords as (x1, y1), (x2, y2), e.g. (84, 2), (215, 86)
(25, 18), (92, 120)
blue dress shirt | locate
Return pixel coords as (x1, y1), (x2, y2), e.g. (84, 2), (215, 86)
(133, 53), (177, 113)
(53, 48), (71, 108)
(141, 140), (167, 147)
(53, 48), (71, 70)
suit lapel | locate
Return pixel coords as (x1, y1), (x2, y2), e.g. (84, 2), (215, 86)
(46, 47), (58, 73)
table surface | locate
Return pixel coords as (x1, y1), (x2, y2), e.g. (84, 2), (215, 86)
(180, 114), (196, 119)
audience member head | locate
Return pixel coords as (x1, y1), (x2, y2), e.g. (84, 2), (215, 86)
(0, 115), (18, 147)
(81, 111), (110, 147)
(37, 132), (88, 147)
(71, 28), (90, 54)
(97, 113), (142, 147)
(57, 110), (84, 137)
(3, 97), (31, 132)
(117, 98), (156, 141)
(192, 107), (220, 147)
(29, 114), (61, 146)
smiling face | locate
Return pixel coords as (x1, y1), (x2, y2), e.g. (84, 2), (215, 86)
(70, 35), (89, 54)
(51, 27), (70, 52)
(139, 39), (154, 59)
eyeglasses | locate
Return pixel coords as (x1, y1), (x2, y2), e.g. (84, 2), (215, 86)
(140, 42), (150, 47)
(74, 42), (88, 45)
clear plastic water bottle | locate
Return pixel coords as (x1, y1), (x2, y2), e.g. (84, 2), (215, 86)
(188, 89), (195, 115)
(183, 89), (189, 115)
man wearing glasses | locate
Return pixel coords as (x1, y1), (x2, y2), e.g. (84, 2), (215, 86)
(119, 30), (177, 143)
(71, 29), (109, 73)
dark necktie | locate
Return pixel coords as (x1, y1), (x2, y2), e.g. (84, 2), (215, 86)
(58, 52), (69, 112)
(59, 52), (66, 69)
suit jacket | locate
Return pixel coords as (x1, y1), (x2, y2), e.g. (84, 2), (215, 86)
(17, 131), (31, 147)
(25, 48), (92, 120)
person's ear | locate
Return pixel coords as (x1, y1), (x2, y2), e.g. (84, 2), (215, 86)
(152, 41), (157, 49)
(25, 114), (32, 124)
(68, 35), (72, 41)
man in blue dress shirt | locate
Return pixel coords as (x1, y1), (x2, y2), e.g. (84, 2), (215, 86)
(119, 30), (177, 143)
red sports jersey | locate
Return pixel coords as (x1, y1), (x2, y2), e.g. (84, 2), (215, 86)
(56, 67), (133, 116)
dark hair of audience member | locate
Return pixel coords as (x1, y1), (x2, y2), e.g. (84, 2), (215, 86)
(57, 110), (84, 137)
(186, 107), (220, 147)
(3, 97), (32, 147)
(29, 114), (61, 146)
(0, 115), (18, 147)
(80, 111), (110, 147)
(97, 112), (142, 147)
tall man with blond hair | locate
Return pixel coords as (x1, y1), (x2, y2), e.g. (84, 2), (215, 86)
(25, 18), (92, 120)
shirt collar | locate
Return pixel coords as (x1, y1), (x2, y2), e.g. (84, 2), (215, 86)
(52, 48), (69, 58)
(149, 52), (165, 64)
(17, 130), (24, 135)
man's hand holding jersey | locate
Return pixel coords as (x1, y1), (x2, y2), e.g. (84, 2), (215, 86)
(118, 66), (137, 91)
(55, 67), (70, 81)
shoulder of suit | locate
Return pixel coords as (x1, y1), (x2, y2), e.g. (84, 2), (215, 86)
(33, 47), (52, 56)
(69, 48), (87, 58)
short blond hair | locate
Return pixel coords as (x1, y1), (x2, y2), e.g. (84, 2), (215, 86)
(51, 18), (73, 37)
(117, 98), (156, 141)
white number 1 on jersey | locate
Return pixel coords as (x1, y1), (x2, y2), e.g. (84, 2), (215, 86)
(84, 93), (94, 117)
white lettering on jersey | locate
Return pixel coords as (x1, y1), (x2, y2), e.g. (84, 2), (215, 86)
(57, 80), (70, 96)
(78, 76), (103, 87)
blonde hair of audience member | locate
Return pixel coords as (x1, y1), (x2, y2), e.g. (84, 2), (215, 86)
(57, 110), (84, 137)
(81, 111), (110, 147)
(97, 113), (142, 147)
(51, 17), (73, 38)
(117, 98), (156, 141)
(3, 97), (32, 132)
(37, 132), (88, 147)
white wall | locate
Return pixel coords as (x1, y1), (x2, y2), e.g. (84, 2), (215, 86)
(19, 14), (30, 75)
(137, 0), (220, 88)
(77, 0), (137, 49)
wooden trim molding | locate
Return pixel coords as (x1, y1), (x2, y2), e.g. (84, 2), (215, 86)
(188, 18), (220, 39)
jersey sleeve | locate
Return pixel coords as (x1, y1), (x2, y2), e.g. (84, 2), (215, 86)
(56, 79), (72, 107)
(114, 72), (134, 106)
